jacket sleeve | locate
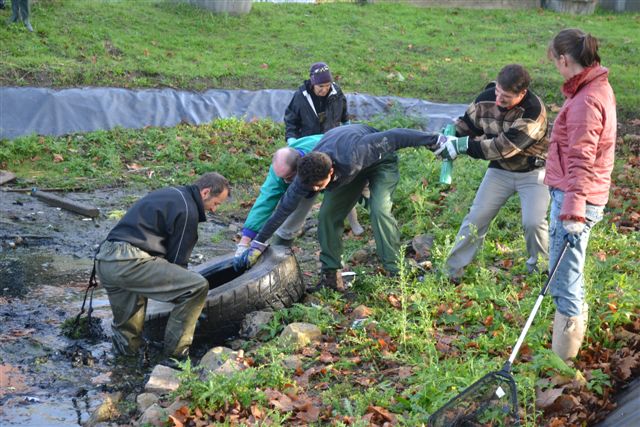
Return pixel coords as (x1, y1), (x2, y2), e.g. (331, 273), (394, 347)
(255, 179), (309, 243)
(561, 95), (604, 219)
(360, 128), (439, 159)
(284, 94), (301, 140)
(242, 166), (288, 238)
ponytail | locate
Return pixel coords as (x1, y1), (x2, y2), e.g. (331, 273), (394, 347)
(550, 28), (600, 67)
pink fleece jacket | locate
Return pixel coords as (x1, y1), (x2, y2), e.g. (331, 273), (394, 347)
(544, 65), (617, 221)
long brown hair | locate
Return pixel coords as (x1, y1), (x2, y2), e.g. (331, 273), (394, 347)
(549, 28), (601, 67)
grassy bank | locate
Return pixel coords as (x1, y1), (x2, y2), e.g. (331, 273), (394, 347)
(1, 117), (638, 425)
(0, 1), (638, 118)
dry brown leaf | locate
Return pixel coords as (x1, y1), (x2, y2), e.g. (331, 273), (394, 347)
(53, 154), (64, 163)
(536, 387), (564, 409)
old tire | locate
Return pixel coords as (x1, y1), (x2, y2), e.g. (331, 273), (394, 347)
(143, 246), (304, 344)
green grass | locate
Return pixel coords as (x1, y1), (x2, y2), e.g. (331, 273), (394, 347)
(1, 2), (638, 425)
(0, 1), (638, 118)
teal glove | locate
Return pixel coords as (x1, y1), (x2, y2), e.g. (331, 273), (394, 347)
(434, 135), (469, 161)
(287, 137), (297, 145)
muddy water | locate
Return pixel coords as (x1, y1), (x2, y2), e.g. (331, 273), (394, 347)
(0, 188), (239, 426)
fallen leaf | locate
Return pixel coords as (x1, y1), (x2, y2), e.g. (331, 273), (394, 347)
(53, 154), (64, 163)
(536, 387), (564, 409)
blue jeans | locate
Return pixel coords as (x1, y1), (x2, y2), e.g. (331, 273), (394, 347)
(549, 189), (604, 317)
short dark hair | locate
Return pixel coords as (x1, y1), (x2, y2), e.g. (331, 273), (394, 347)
(194, 172), (230, 197)
(497, 64), (531, 93)
(298, 152), (332, 187)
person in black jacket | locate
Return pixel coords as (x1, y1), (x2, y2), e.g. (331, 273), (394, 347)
(284, 62), (349, 142)
(95, 173), (230, 361)
(235, 124), (444, 291)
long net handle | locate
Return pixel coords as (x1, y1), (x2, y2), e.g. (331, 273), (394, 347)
(507, 240), (571, 366)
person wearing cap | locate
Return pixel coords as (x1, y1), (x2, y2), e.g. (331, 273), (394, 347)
(284, 62), (365, 237)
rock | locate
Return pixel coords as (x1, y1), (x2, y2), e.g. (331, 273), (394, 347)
(136, 392), (159, 413)
(137, 403), (167, 427)
(350, 249), (370, 264)
(0, 170), (16, 186)
(281, 355), (303, 371)
(351, 305), (373, 320)
(145, 365), (181, 394)
(84, 392), (122, 426)
(412, 234), (434, 260)
(280, 322), (322, 348)
(239, 310), (274, 339)
(199, 346), (244, 378)
(165, 398), (191, 416)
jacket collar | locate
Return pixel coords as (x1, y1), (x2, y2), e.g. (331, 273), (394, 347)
(561, 65), (608, 98)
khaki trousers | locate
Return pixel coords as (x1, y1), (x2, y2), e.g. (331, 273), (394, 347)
(95, 241), (208, 358)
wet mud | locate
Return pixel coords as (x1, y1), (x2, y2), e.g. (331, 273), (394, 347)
(0, 188), (238, 426)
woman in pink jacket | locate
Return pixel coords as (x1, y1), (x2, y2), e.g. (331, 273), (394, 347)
(546, 28), (617, 360)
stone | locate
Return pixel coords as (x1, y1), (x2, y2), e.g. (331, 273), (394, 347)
(239, 310), (274, 339)
(137, 403), (167, 427)
(136, 392), (159, 413)
(145, 365), (181, 394)
(280, 322), (322, 348)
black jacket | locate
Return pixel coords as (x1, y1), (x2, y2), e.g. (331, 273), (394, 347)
(255, 124), (439, 242)
(106, 185), (206, 267)
(284, 80), (349, 140)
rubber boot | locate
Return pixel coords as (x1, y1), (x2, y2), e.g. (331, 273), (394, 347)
(9, 0), (19, 22)
(347, 208), (364, 236)
(552, 303), (588, 360)
(271, 234), (293, 247)
(19, 0), (32, 31)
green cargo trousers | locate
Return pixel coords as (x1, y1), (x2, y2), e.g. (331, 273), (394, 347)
(318, 153), (400, 274)
(95, 241), (208, 358)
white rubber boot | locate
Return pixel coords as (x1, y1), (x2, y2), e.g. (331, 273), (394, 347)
(347, 208), (364, 236)
(552, 303), (588, 360)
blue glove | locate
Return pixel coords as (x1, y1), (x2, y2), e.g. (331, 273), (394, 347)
(233, 240), (268, 272)
(287, 137), (297, 145)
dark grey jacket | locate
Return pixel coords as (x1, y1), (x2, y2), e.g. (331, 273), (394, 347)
(255, 124), (439, 242)
(284, 81), (348, 140)
(106, 185), (206, 267)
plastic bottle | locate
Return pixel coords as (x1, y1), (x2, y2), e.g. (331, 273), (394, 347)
(439, 124), (456, 185)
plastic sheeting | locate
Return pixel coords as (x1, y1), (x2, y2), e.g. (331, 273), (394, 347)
(0, 87), (467, 140)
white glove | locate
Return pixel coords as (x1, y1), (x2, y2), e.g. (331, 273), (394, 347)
(562, 220), (585, 235)
(433, 135), (468, 161)
(235, 242), (249, 257)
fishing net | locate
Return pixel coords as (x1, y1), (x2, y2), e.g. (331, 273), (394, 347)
(428, 369), (520, 427)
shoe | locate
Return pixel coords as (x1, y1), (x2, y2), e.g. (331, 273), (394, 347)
(271, 235), (293, 247)
(312, 270), (345, 292)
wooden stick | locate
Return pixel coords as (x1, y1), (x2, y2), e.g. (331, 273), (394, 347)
(30, 190), (100, 218)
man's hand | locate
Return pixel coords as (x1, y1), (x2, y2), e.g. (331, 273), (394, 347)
(563, 220), (585, 235)
(233, 240), (268, 272)
(434, 135), (469, 160)
(235, 242), (249, 257)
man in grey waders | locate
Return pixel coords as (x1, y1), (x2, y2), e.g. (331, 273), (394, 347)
(95, 173), (230, 363)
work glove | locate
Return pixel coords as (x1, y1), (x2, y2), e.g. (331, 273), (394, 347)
(287, 137), (297, 145)
(233, 240), (268, 272)
(235, 242), (249, 257)
(434, 135), (469, 161)
(563, 220), (585, 248)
